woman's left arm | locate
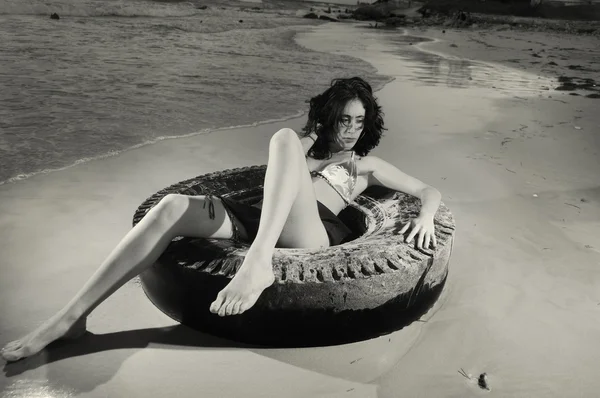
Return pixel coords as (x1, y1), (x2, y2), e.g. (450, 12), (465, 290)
(365, 156), (442, 249)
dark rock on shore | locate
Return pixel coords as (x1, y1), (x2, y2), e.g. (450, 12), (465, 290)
(346, 2), (600, 36)
(353, 5), (391, 21)
(303, 12), (340, 22)
(50, 12), (60, 20)
(555, 75), (600, 98)
(302, 4), (354, 23)
(385, 16), (408, 27)
(417, 12), (600, 36)
(421, 0), (600, 21)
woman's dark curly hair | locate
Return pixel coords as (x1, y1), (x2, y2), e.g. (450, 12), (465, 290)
(301, 76), (386, 159)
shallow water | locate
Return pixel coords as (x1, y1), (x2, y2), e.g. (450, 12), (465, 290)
(0, 0), (389, 185)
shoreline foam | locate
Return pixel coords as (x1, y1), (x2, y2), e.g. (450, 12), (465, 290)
(0, 109), (306, 187)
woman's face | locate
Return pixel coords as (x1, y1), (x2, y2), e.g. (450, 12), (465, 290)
(332, 99), (365, 152)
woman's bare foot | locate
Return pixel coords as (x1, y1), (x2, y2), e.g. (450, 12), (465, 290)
(209, 251), (275, 317)
(1, 313), (87, 362)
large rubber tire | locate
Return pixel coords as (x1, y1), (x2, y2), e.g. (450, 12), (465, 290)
(132, 165), (456, 347)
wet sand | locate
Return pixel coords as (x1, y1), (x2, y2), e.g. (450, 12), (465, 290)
(413, 26), (600, 98)
(2, 22), (600, 398)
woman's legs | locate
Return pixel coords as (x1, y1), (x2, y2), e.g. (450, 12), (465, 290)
(1, 194), (243, 362)
(209, 128), (329, 317)
(1, 127), (328, 362)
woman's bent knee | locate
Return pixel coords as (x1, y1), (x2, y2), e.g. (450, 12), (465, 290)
(271, 128), (299, 144)
(270, 128), (302, 152)
(147, 194), (236, 240)
(151, 194), (190, 224)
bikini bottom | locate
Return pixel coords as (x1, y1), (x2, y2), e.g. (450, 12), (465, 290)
(214, 196), (352, 246)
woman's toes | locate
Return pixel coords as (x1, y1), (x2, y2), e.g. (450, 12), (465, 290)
(2, 347), (25, 362)
(218, 299), (230, 317)
(238, 301), (250, 315)
(231, 301), (242, 316)
(210, 294), (225, 314)
(225, 300), (237, 316)
(3, 340), (23, 352)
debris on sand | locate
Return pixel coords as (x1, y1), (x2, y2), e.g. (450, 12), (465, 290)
(478, 373), (491, 391)
(555, 76), (600, 98)
(459, 369), (491, 391)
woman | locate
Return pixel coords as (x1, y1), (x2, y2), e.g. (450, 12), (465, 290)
(1, 77), (441, 362)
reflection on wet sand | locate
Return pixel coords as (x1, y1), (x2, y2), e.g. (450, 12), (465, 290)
(402, 52), (556, 94)
(303, 23), (558, 97)
(408, 56), (476, 89)
(389, 35), (557, 95)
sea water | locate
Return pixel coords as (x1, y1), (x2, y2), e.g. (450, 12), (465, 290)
(0, 0), (390, 185)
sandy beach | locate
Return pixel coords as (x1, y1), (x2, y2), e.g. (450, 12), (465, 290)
(2, 18), (600, 398)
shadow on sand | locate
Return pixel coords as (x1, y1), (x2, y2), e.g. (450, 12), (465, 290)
(2, 281), (451, 396)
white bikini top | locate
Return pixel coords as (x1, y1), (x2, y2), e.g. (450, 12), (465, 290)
(310, 151), (357, 206)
